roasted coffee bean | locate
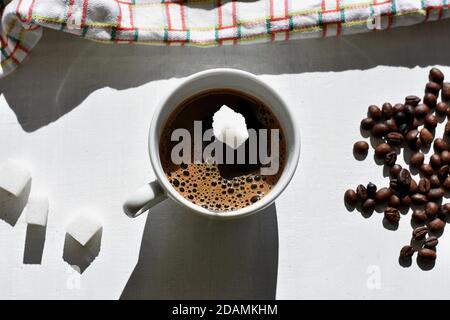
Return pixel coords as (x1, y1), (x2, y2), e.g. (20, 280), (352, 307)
(427, 188), (444, 201)
(426, 202), (439, 218)
(438, 210), (447, 221)
(434, 138), (448, 152)
(432, 171), (443, 186)
(384, 207), (400, 224)
(420, 164), (434, 177)
(412, 209), (428, 222)
(361, 117), (375, 130)
(411, 193), (428, 205)
(394, 112), (407, 125)
(415, 104), (430, 118)
(425, 82), (441, 95)
(410, 179), (419, 194)
(405, 129), (419, 142)
(438, 204), (450, 221)
(398, 169), (412, 188)
(442, 176), (450, 191)
(384, 152), (397, 166)
(366, 183), (377, 199)
(438, 165), (450, 180)
(389, 194), (401, 208)
(423, 93), (437, 108)
(356, 184), (368, 201)
(445, 122), (450, 136)
(372, 123), (390, 138)
(429, 68), (444, 83)
(400, 245), (415, 259)
(401, 195), (412, 207)
(436, 101), (449, 115)
(386, 132), (404, 146)
(405, 95), (421, 107)
(385, 119), (398, 132)
(368, 105), (382, 121)
(424, 114), (438, 130)
(442, 202), (450, 211)
(393, 103), (405, 114)
(430, 154), (442, 170)
(428, 174), (441, 184)
(344, 189), (358, 206)
(440, 203), (450, 218)
(375, 187), (392, 202)
(442, 82), (450, 101)
(430, 175), (441, 188)
(413, 226), (428, 240)
(424, 236), (439, 249)
(361, 199), (376, 213)
(411, 118), (420, 130)
(353, 141), (369, 155)
(409, 152), (424, 168)
(389, 179), (400, 191)
(420, 128), (434, 147)
(418, 178), (431, 194)
(441, 150), (450, 164)
(382, 102), (393, 119)
(418, 248), (437, 260)
(406, 130), (421, 150)
(390, 164), (403, 177)
(398, 123), (409, 135)
(409, 179), (420, 194)
(428, 218), (445, 232)
(374, 143), (392, 158)
(404, 105), (415, 125)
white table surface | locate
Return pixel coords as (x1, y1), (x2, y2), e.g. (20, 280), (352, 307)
(2, 20), (450, 300)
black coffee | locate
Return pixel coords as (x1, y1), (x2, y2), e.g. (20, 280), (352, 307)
(160, 89), (286, 212)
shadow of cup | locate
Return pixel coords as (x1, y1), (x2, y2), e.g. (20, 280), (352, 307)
(120, 199), (279, 300)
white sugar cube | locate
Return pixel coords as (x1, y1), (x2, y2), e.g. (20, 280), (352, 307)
(212, 105), (249, 149)
(0, 160), (31, 196)
(25, 194), (49, 226)
(66, 213), (102, 246)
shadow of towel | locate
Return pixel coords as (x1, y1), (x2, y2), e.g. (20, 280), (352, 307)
(120, 199), (278, 300)
(4, 19), (450, 132)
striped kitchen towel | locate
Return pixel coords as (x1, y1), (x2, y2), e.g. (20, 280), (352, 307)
(1, 0), (449, 78)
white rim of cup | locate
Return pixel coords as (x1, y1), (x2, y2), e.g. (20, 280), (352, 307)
(149, 68), (300, 219)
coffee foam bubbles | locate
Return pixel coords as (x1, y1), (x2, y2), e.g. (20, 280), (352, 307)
(166, 163), (276, 212)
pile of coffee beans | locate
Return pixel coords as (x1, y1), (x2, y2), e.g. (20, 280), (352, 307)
(345, 68), (450, 267)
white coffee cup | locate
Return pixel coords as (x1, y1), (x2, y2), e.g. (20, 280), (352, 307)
(123, 68), (300, 219)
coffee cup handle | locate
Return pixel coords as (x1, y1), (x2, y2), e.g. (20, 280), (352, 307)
(123, 181), (167, 218)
